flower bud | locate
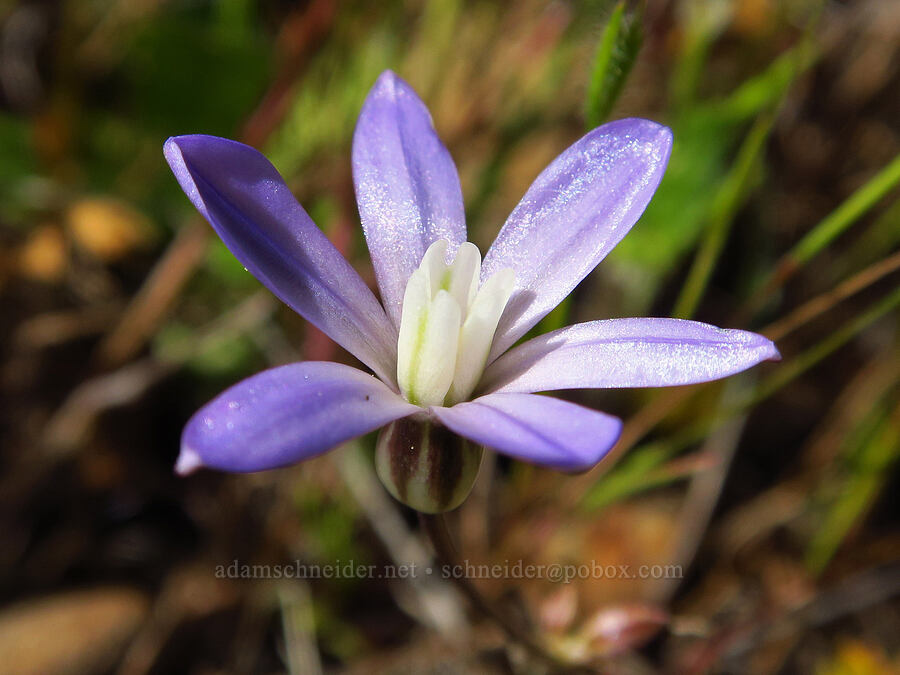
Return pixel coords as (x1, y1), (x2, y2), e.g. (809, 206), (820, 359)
(375, 417), (483, 513)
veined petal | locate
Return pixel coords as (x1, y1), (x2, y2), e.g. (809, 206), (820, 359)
(482, 119), (673, 361)
(165, 135), (397, 385)
(352, 71), (466, 328)
(178, 362), (418, 474)
(480, 318), (780, 394)
(431, 393), (622, 472)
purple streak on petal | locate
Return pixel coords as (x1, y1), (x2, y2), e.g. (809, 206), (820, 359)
(179, 362), (419, 474)
(431, 393), (622, 471)
(480, 318), (780, 394)
(482, 119), (673, 361)
(352, 70), (466, 327)
(164, 135), (397, 385)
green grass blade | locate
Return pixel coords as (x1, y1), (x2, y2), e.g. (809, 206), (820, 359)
(581, 441), (675, 511)
(611, 42), (816, 292)
(791, 152), (900, 266)
(709, 41), (817, 123)
(670, 0), (730, 110)
(673, 41), (817, 319)
(673, 112), (775, 319)
(839, 197), (900, 278)
(585, 1), (642, 128)
(805, 400), (900, 575)
(767, 152), (900, 291)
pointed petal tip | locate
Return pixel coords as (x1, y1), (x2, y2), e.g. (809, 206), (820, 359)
(764, 340), (782, 362)
(369, 70), (422, 107)
(163, 134), (239, 162)
(372, 69), (402, 97)
(175, 446), (204, 476)
(744, 328), (781, 362)
(162, 134), (195, 155)
(163, 134), (224, 180)
(162, 136), (184, 166)
(656, 123), (674, 156)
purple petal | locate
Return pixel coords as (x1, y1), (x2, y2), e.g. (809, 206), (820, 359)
(352, 71), (466, 327)
(178, 362), (419, 474)
(431, 393), (622, 471)
(164, 135), (397, 385)
(480, 318), (780, 394)
(482, 119), (673, 360)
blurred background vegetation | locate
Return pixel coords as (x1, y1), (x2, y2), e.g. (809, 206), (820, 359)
(1, 0), (898, 673)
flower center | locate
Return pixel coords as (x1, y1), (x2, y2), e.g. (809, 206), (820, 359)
(397, 239), (515, 407)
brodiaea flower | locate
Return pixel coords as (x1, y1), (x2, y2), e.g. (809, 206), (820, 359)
(165, 71), (779, 512)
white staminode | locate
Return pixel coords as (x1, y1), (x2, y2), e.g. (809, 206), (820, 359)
(397, 239), (515, 407)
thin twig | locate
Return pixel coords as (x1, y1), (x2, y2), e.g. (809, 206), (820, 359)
(13, 302), (123, 351)
(763, 247), (900, 341)
(94, 220), (209, 366)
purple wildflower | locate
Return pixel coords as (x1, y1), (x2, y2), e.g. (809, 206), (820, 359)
(164, 71), (779, 512)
